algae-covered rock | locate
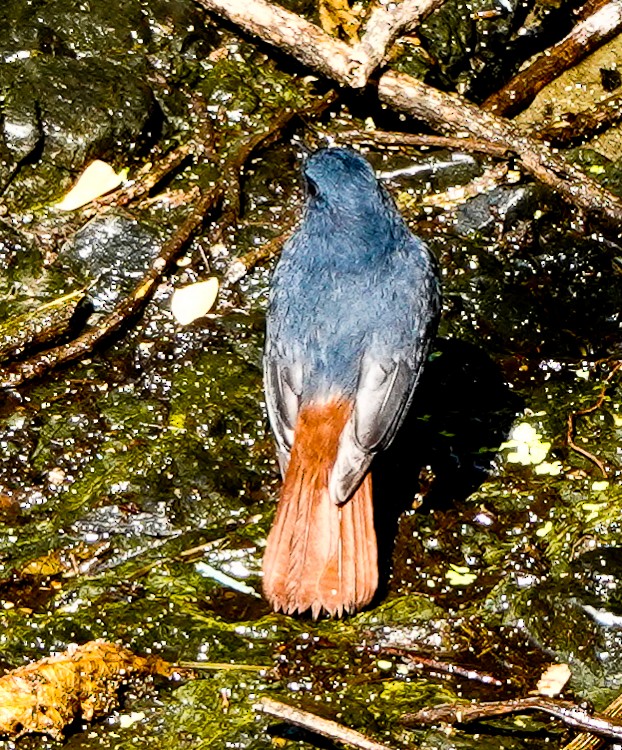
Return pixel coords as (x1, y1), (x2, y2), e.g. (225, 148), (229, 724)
(0, 57), (160, 204)
(56, 212), (163, 314)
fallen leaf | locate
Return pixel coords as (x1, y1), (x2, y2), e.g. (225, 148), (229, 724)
(56, 160), (126, 210)
(0, 640), (185, 738)
(535, 663), (571, 697)
(445, 564), (478, 587)
(171, 278), (219, 325)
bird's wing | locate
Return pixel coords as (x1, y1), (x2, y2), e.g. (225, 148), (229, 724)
(328, 349), (429, 505)
(263, 352), (302, 476)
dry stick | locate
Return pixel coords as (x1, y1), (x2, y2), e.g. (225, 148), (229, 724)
(378, 646), (504, 686)
(402, 697), (622, 741)
(536, 92), (622, 146)
(349, 0), (445, 86)
(0, 106), (308, 390)
(196, 0), (622, 229)
(576, 0), (618, 22)
(196, 0), (357, 85)
(337, 128), (513, 158)
(254, 697), (398, 750)
(82, 142), (196, 218)
(377, 71), (622, 228)
(195, 0), (443, 88)
(563, 691), (622, 750)
(566, 360), (621, 477)
(482, 0), (622, 117)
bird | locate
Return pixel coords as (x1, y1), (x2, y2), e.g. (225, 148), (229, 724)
(262, 147), (441, 618)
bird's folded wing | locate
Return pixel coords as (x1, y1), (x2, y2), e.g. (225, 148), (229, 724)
(263, 355), (302, 476)
(328, 351), (425, 505)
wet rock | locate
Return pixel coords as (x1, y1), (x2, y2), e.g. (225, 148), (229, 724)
(0, 57), (161, 192)
(0, 0), (210, 203)
(379, 151), (482, 192)
(453, 184), (544, 235)
(57, 212), (163, 314)
(1, 0), (160, 60)
(0, 225), (44, 319)
(0, 82), (41, 187)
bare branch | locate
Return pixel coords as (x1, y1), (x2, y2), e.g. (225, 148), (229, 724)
(483, 1), (622, 117)
(337, 128), (513, 158)
(195, 0), (357, 85)
(536, 92), (622, 146)
(562, 688), (622, 750)
(377, 70), (622, 227)
(194, 0), (622, 228)
(402, 697), (622, 741)
(349, 0), (445, 86)
(255, 697), (398, 750)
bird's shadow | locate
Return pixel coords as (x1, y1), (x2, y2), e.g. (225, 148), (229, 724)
(371, 338), (523, 596)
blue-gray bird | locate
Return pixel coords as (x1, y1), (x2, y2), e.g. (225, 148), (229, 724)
(263, 147), (441, 617)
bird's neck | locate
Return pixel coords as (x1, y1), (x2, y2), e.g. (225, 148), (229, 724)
(303, 205), (404, 270)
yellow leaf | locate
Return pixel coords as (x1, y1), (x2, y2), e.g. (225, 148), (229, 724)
(0, 640), (179, 738)
(445, 564), (477, 586)
(56, 160), (126, 210)
(171, 278), (219, 325)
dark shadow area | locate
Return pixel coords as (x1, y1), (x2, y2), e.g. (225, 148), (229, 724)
(372, 338), (523, 596)
(267, 721), (345, 749)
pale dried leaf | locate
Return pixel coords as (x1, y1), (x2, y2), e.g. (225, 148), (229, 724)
(56, 160), (125, 210)
(171, 278), (219, 325)
(536, 663), (571, 697)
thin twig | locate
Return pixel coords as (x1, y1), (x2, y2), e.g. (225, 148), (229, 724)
(566, 360), (621, 477)
(336, 128), (512, 158)
(483, 1), (622, 117)
(195, 0), (444, 88)
(209, 90), (336, 253)
(536, 92), (622, 147)
(402, 697), (622, 741)
(377, 71), (622, 228)
(349, 0), (445, 86)
(255, 697), (398, 750)
(379, 646), (504, 686)
(222, 227), (291, 286)
(0, 104), (318, 390)
(195, 0), (357, 85)
(81, 142), (198, 219)
(179, 661), (271, 671)
(419, 163), (510, 209)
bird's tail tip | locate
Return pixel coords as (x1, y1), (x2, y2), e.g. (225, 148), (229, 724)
(262, 468), (378, 619)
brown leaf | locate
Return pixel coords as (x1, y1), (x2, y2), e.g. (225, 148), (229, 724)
(0, 640), (185, 738)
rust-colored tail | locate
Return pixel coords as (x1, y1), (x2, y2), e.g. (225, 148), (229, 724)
(263, 400), (378, 618)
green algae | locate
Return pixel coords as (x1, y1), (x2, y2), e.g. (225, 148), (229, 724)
(0, 0), (622, 748)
